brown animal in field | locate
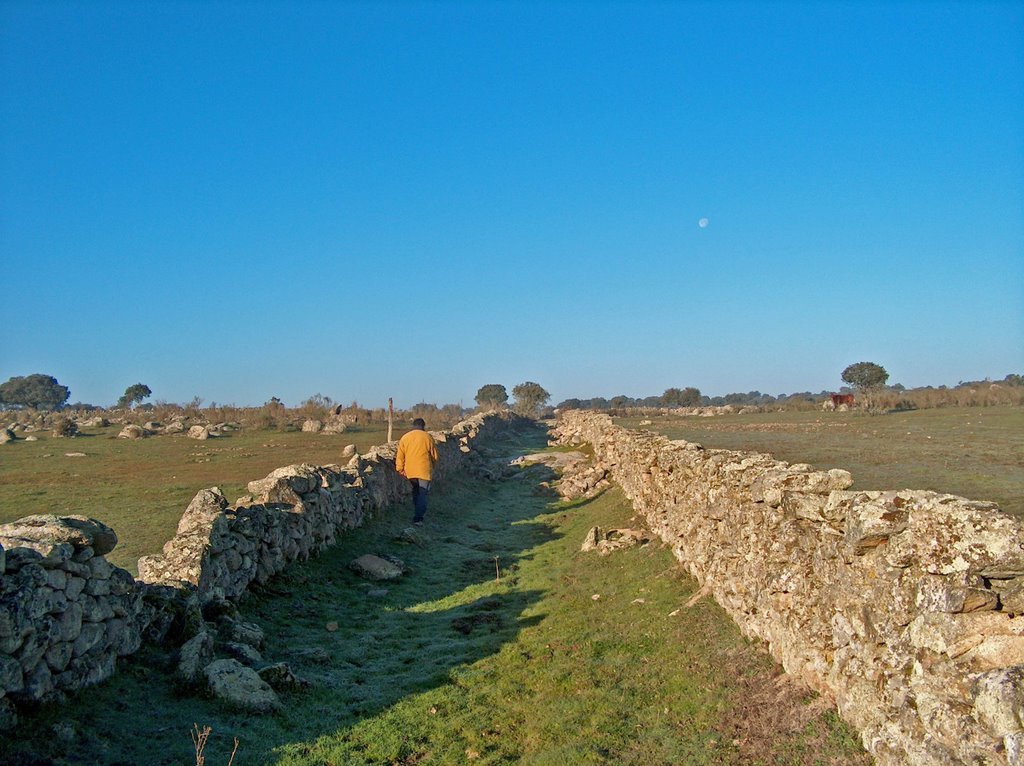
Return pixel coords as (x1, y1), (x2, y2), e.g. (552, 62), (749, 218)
(831, 394), (855, 408)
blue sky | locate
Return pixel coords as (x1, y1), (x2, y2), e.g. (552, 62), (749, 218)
(2, 1), (1022, 408)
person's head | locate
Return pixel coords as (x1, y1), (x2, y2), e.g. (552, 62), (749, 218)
(412, 417), (426, 430)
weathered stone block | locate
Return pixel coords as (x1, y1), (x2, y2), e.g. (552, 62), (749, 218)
(176, 630), (214, 685)
(43, 641), (73, 673)
(84, 578), (110, 597)
(204, 658), (281, 713)
(972, 666), (1024, 736)
(0, 654), (23, 694)
(836, 492), (909, 554)
(0, 515), (116, 556)
(45, 569), (67, 591)
(71, 622), (105, 658)
(64, 575), (86, 600)
(87, 557), (113, 580)
(55, 602), (82, 642)
(916, 574), (999, 614)
(350, 554), (404, 581)
(20, 661), (53, 700)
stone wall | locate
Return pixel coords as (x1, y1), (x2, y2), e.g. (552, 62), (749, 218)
(553, 410), (1024, 766)
(0, 411), (522, 725)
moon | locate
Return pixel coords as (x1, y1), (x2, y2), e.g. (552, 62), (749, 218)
(698, 217), (709, 228)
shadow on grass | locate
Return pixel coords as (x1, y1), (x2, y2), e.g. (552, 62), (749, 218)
(2, 423), (562, 766)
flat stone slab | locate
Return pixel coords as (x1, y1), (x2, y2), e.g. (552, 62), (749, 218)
(510, 451), (588, 472)
(350, 554), (405, 581)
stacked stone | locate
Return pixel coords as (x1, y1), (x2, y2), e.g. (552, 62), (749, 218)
(138, 412), (518, 603)
(554, 411), (1024, 766)
(0, 410), (525, 727)
(0, 516), (143, 725)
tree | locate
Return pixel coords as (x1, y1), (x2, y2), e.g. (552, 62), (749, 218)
(117, 383), (152, 409)
(511, 381), (550, 417)
(841, 362), (889, 408)
(0, 374), (70, 410)
(475, 384), (508, 409)
(841, 362), (889, 393)
(662, 386), (701, 407)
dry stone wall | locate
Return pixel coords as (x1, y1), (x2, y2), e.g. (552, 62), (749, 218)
(0, 411), (522, 726)
(553, 410), (1024, 766)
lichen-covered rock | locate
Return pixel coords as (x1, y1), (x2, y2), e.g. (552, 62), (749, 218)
(349, 554), (404, 581)
(117, 424), (148, 440)
(187, 425), (210, 440)
(176, 630), (213, 685)
(258, 662), (310, 691)
(0, 515), (117, 557)
(204, 658), (281, 713)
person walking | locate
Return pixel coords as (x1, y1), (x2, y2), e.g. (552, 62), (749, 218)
(395, 417), (439, 524)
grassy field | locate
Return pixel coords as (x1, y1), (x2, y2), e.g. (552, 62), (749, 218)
(0, 426), (392, 573)
(615, 405), (1024, 518)
(3, 427), (869, 766)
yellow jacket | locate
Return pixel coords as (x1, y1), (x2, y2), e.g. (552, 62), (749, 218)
(396, 428), (438, 481)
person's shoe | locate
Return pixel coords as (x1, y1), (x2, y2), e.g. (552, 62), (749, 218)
(413, 520), (424, 527)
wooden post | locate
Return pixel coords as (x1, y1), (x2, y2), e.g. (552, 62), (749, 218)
(387, 397), (394, 443)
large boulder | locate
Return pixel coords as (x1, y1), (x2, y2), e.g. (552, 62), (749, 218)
(301, 419), (323, 433)
(117, 424), (148, 440)
(204, 659), (281, 713)
(187, 425), (210, 440)
(0, 429), (14, 444)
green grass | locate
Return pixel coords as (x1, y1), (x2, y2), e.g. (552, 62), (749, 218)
(4, 427), (869, 766)
(0, 426), (391, 573)
(617, 406), (1024, 518)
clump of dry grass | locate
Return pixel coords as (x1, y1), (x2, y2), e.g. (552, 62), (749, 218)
(191, 724), (238, 766)
(718, 658), (871, 765)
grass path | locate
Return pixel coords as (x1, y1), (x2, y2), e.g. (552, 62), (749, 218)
(4, 427), (869, 766)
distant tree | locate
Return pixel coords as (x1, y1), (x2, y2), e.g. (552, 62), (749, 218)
(512, 381), (550, 417)
(0, 374), (70, 410)
(475, 384), (508, 409)
(841, 362), (889, 408)
(661, 387), (701, 407)
(841, 362), (889, 393)
(555, 398), (583, 410)
(661, 388), (684, 406)
(610, 395), (630, 409)
(117, 383), (152, 409)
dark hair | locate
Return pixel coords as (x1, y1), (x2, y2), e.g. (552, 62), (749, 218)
(412, 418), (426, 429)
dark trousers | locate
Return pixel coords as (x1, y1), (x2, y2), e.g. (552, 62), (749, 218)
(410, 478), (430, 523)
